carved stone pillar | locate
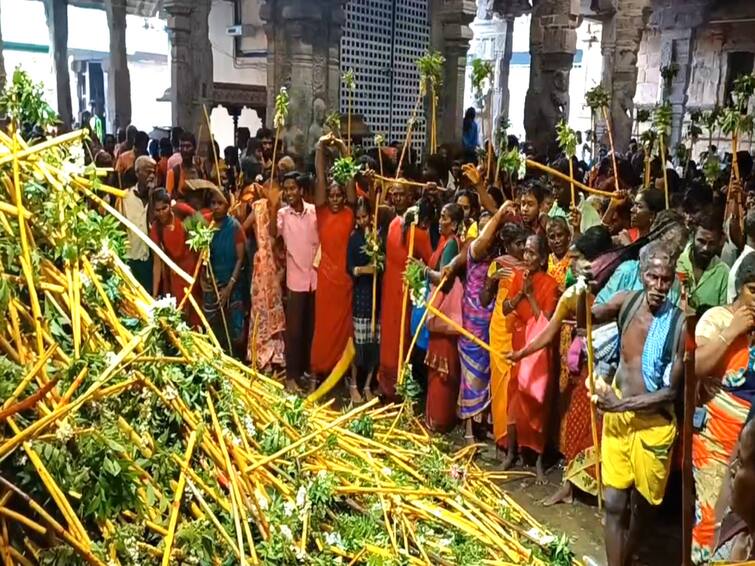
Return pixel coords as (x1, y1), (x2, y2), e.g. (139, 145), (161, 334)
(43, 0), (73, 130)
(598, 0), (652, 153)
(523, 0), (579, 158)
(430, 0), (475, 147)
(105, 0), (131, 132)
(260, 0), (346, 147)
(164, 0), (214, 135)
(660, 30), (695, 148)
(498, 15), (515, 124)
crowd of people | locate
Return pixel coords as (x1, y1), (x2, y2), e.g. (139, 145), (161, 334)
(79, 111), (755, 565)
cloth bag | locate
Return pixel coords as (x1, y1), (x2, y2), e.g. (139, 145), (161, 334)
(517, 313), (550, 403)
(426, 277), (464, 335)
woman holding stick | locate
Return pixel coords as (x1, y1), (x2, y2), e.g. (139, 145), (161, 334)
(499, 233), (559, 483)
(309, 135), (357, 388)
(456, 205), (511, 443)
(347, 197), (381, 402)
(378, 196), (433, 400)
(411, 203), (464, 432)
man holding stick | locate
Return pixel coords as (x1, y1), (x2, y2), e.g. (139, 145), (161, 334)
(591, 240), (685, 566)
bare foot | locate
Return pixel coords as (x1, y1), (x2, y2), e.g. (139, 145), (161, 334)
(307, 377), (318, 394)
(349, 385), (364, 404)
(541, 482), (574, 507)
(535, 457), (548, 485)
(285, 379), (301, 394)
(501, 449), (517, 470)
(363, 387), (375, 402)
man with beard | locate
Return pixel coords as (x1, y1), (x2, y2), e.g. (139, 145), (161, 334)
(677, 212), (729, 314)
(166, 132), (208, 197)
(592, 239), (685, 566)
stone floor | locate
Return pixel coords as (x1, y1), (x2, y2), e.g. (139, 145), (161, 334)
(473, 443), (684, 566)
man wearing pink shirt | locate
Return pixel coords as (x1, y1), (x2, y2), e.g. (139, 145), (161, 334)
(275, 171), (319, 388)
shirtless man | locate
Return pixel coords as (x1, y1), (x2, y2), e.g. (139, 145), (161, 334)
(591, 239), (685, 566)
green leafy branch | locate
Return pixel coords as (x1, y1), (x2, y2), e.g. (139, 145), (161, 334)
(417, 50), (445, 96)
(184, 214), (214, 253)
(497, 147), (526, 181)
(274, 87), (289, 130)
(325, 111), (342, 136)
(330, 156), (360, 186)
(585, 84), (610, 112)
(361, 231), (384, 272)
(342, 69), (356, 92)
(652, 102), (672, 137)
(0, 67), (58, 132)
(556, 120), (577, 158)
(470, 59), (494, 100)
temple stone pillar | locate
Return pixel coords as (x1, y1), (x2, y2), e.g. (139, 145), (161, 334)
(429, 0), (475, 147)
(260, 0), (346, 147)
(164, 0), (214, 135)
(523, 0), (579, 159)
(105, 0), (131, 132)
(498, 15), (515, 124)
(597, 0), (652, 153)
(660, 30), (695, 148)
(43, 0), (73, 130)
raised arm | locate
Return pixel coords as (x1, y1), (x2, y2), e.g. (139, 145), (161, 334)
(314, 137), (328, 207)
(470, 202), (511, 261)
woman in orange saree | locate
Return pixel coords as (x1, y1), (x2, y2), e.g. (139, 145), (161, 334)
(692, 254), (755, 564)
(310, 135), (357, 380)
(500, 234), (559, 483)
(485, 223), (527, 453)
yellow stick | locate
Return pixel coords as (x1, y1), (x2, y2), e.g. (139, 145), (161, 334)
(202, 104), (223, 190)
(426, 306), (492, 353)
(375, 174), (426, 189)
(568, 157), (575, 208)
(395, 92), (422, 178)
(397, 223), (416, 383)
(0, 129), (86, 166)
(602, 106), (621, 195)
(659, 135), (669, 209)
(525, 159), (617, 198)
(161, 430), (198, 566)
(370, 185), (382, 338)
(583, 288), (603, 510)
(245, 397), (379, 472)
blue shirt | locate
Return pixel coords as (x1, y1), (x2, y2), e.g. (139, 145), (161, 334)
(595, 259), (682, 306)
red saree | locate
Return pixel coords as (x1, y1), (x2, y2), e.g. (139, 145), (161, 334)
(150, 216), (201, 327)
(378, 216), (433, 400)
(425, 235), (461, 432)
(505, 269), (559, 453)
(310, 207), (355, 374)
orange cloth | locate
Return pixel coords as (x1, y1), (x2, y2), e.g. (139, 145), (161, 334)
(499, 269), (559, 453)
(378, 216), (433, 400)
(310, 207), (355, 374)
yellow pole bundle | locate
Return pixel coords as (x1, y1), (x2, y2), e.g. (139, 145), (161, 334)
(0, 128), (576, 564)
